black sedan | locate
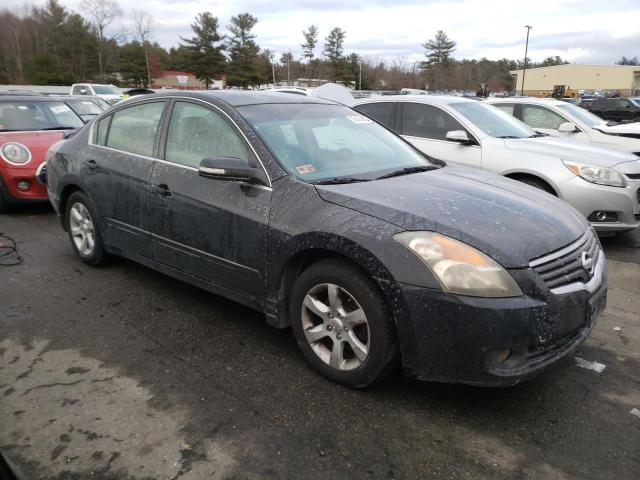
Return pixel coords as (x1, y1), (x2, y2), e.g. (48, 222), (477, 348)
(45, 91), (607, 387)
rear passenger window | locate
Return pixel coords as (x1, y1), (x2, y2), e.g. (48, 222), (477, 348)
(95, 116), (111, 146)
(165, 101), (248, 168)
(106, 102), (165, 157)
(401, 103), (465, 140)
(354, 102), (396, 129)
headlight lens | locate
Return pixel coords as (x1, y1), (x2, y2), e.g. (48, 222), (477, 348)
(0, 142), (32, 165)
(394, 231), (522, 298)
(563, 160), (626, 187)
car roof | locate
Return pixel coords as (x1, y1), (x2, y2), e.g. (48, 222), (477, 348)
(149, 90), (337, 107)
(488, 97), (566, 106)
(0, 95), (62, 102)
(353, 94), (478, 106)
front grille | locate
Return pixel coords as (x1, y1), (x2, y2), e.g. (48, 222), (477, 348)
(637, 187), (640, 204)
(530, 230), (600, 290)
(627, 173), (640, 179)
(635, 214), (640, 222)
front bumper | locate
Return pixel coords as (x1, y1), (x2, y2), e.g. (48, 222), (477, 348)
(559, 176), (640, 232)
(0, 163), (49, 204)
(392, 263), (607, 386)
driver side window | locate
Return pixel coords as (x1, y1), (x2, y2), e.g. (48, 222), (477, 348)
(522, 105), (566, 129)
(401, 103), (465, 140)
(165, 101), (249, 168)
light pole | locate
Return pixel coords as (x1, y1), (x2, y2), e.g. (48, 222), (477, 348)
(358, 61), (362, 91)
(521, 25), (532, 96)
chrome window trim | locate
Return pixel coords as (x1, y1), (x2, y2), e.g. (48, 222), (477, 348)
(549, 252), (605, 295)
(88, 95), (272, 187)
(529, 230), (591, 268)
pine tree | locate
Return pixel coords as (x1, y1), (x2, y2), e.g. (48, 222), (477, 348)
(420, 30), (456, 90)
(323, 27), (351, 83)
(301, 25), (318, 85)
(179, 12), (226, 88)
(226, 13), (262, 89)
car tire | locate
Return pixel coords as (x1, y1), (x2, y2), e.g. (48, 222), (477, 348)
(289, 258), (399, 388)
(517, 177), (556, 196)
(65, 191), (107, 266)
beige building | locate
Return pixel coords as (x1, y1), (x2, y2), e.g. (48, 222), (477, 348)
(510, 64), (640, 97)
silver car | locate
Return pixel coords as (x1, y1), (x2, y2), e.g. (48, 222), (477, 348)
(353, 95), (640, 233)
(487, 97), (640, 156)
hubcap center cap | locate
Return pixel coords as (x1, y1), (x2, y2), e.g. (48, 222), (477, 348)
(329, 318), (344, 333)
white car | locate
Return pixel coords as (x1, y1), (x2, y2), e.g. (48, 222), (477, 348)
(353, 95), (640, 232)
(487, 97), (640, 156)
(69, 83), (124, 105)
(595, 121), (640, 139)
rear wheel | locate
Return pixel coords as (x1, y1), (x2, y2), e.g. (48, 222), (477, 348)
(289, 259), (398, 388)
(65, 191), (107, 266)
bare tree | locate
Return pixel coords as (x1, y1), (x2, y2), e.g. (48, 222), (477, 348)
(133, 10), (154, 86)
(80, 0), (122, 80)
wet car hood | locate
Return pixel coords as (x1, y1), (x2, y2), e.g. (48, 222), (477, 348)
(503, 135), (637, 167)
(316, 165), (588, 268)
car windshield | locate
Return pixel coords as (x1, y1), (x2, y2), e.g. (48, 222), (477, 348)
(92, 85), (120, 95)
(0, 101), (84, 131)
(238, 103), (435, 182)
(450, 102), (535, 138)
(630, 98), (640, 107)
(556, 103), (605, 128)
(66, 99), (105, 116)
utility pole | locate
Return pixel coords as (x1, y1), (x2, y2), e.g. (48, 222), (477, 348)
(272, 63), (276, 86)
(521, 25), (532, 96)
(358, 61), (362, 91)
(287, 58), (290, 85)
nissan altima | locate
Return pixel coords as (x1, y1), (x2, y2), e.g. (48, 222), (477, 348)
(45, 91), (607, 387)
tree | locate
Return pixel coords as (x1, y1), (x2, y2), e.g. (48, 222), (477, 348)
(80, 0), (122, 80)
(420, 30), (456, 89)
(226, 13), (261, 89)
(280, 51), (293, 85)
(538, 56), (568, 67)
(179, 12), (226, 88)
(323, 27), (351, 82)
(132, 10), (154, 86)
(421, 30), (456, 66)
(301, 25), (318, 86)
(617, 56), (639, 66)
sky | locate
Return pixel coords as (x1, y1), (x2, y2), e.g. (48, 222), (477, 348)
(6, 0), (640, 65)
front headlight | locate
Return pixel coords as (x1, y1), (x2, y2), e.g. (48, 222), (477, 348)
(563, 160), (626, 187)
(394, 231), (522, 298)
(0, 142), (32, 165)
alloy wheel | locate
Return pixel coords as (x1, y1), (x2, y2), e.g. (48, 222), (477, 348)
(301, 283), (370, 370)
(69, 202), (96, 256)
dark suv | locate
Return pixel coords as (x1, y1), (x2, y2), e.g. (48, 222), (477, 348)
(591, 97), (640, 122)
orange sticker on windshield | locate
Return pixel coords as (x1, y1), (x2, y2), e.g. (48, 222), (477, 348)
(296, 164), (316, 175)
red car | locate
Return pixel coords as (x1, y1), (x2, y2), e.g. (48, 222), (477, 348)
(0, 95), (85, 212)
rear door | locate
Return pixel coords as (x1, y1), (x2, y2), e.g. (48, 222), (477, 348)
(353, 102), (397, 130)
(398, 102), (482, 168)
(87, 100), (167, 258)
(148, 99), (271, 302)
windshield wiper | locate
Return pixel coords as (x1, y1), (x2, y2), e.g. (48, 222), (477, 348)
(528, 132), (548, 138)
(39, 126), (78, 131)
(313, 177), (371, 185)
(496, 135), (521, 139)
(375, 165), (437, 180)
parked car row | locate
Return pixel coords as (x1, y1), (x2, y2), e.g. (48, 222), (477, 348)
(28, 90), (611, 389)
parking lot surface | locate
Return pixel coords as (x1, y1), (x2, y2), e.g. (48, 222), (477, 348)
(1, 206), (639, 479)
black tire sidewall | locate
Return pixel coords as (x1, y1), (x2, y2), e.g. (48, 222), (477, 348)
(65, 191), (105, 265)
(289, 259), (398, 388)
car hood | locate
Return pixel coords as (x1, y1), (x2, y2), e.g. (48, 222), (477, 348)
(594, 121), (640, 135)
(0, 131), (65, 169)
(316, 165), (587, 268)
(503, 135), (637, 167)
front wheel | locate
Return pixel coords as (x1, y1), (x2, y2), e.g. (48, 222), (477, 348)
(289, 259), (398, 388)
(65, 191), (107, 266)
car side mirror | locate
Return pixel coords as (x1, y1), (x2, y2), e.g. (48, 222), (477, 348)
(445, 130), (472, 144)
(199, 157), (255, 182)
(558, 122), (578, 133)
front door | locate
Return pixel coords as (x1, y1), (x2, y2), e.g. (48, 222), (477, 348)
(398, 102), (482, 169)
(149, 100), (271, 302)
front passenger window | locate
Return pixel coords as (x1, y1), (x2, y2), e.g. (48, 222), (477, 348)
(166, 101), (249, 168)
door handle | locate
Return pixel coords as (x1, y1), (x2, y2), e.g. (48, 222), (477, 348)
(151, 183), (172, 197)
(84, 159), (97, 172)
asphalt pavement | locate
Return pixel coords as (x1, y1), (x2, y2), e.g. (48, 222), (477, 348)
(1, 205), (639, 480)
